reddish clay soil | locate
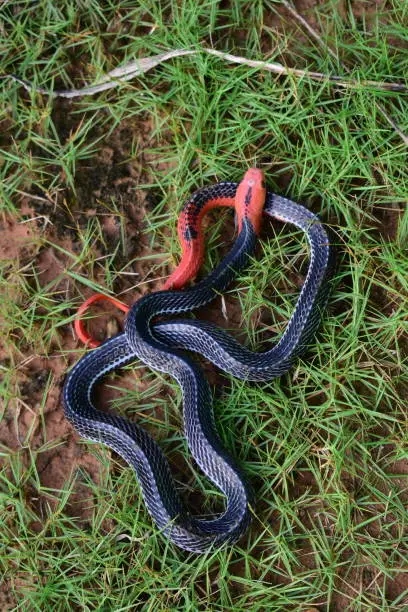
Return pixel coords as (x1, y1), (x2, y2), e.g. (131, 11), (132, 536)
(0, 111), (171, 512)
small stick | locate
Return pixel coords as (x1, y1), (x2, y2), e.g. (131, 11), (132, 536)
(1, 46), (406, 99)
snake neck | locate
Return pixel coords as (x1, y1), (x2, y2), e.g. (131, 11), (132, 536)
(125, 218), (257, 343)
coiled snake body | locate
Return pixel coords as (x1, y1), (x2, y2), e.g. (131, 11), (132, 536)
(64, 170), (335, 553)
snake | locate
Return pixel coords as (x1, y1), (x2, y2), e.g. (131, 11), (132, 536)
(63, 169), (335, 553)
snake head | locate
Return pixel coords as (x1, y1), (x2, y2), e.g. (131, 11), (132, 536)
(236, 168), (266, 235)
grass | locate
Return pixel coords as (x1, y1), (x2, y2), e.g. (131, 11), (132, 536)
(0, 0), (407, 610)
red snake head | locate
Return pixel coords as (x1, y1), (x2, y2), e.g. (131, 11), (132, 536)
(235, 168), (266, 235)
(163, 168), (266, 291)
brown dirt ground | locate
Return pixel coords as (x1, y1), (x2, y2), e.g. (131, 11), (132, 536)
(1, 1), (407, 610)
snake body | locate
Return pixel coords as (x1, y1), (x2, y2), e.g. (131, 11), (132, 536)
(64, 172), (334, 553)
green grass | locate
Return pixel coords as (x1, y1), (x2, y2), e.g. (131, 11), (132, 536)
(0, 1), (407, 610)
